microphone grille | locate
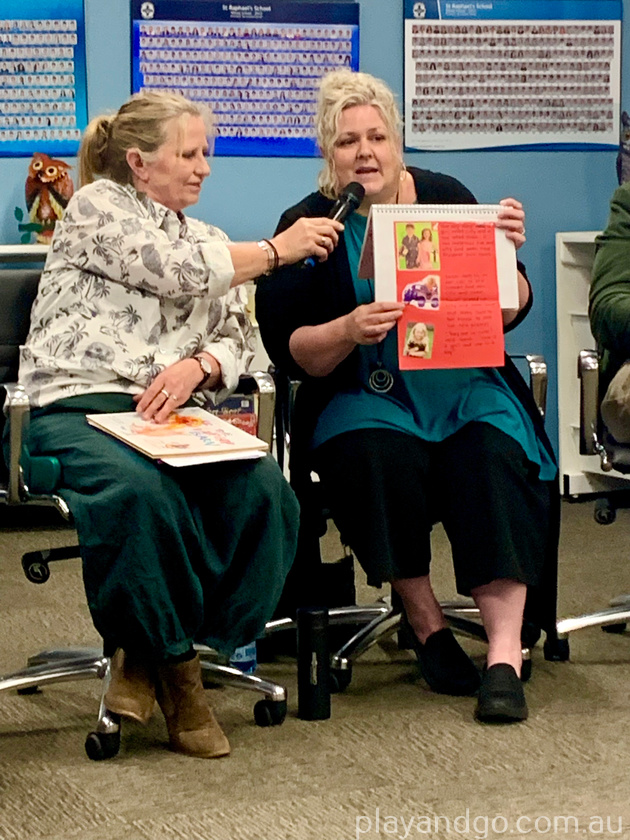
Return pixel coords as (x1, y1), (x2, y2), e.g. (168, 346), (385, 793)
(342, 181), (365, 206)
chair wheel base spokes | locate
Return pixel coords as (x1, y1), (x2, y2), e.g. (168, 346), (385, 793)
(330, 666), (352, 693)
(543, 637), (570, 661)
(254, 698), (286, 726)
(85, 730), (121, 761)
(602, 622), (627, 634)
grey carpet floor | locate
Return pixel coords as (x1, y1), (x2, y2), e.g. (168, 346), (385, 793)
(1, 499), (630, 840)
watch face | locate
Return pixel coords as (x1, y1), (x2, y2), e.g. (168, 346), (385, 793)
(196, 356), (212, 375)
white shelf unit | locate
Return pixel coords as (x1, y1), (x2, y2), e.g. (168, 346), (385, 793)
(0, 244), (48, 263)
(556, 231), (630, 497)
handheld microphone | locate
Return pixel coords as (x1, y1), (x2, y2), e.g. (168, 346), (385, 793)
(303, 181), (365, 268)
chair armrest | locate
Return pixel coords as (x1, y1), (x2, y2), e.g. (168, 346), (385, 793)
(236, 371), (275, 450)
(578, 350), (600, 457)
(511, 354), (548, 418)
(2, 383), (30, 503)
(577, 349), (615, 471)
(1, 383), (65, 503)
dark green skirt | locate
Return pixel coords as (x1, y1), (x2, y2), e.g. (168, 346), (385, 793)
(27, 395), (299, 662)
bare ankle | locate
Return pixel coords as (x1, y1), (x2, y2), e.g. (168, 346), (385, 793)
(407, 616), (447, 645)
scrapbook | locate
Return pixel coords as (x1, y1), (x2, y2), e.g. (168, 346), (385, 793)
(358, 204), (518, 370)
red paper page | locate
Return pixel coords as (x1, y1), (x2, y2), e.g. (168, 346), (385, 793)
(394, 220), (504, 370)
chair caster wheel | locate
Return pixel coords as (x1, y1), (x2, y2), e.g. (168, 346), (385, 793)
(85, 730), (121, 761)
(17, 685), (41, 695)
(602, 623), (627, 634)
(21, 555), (50, 584)
(520, 658), (532, 683)
(330, 667), (352, 693)
(254, 698), (286, 727)
(594, 498), (616, 525)
(543, 637), (569, 661)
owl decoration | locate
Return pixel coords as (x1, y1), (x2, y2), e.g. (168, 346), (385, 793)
(25, 152), (74, 244)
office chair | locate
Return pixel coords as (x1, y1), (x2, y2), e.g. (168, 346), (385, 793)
(0, 268), (287, 761)
(550, 348), (630, 660)
(266, 354), (556, 690)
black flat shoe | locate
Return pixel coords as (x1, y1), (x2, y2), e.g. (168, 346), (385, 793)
(412, 627), (481, 696)
(475, 663), (528, 723)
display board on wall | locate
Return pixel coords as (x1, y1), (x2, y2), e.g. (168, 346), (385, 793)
(131, 0), (359, 157)
(404, 0), (622, 152)
(0, 0), (88, 158)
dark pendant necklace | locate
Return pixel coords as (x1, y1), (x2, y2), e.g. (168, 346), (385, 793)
(368, 366), (394, 393)
(365, 277), (394, 393)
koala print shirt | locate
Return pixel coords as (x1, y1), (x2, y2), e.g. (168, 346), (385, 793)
(19, 179), (256, 408)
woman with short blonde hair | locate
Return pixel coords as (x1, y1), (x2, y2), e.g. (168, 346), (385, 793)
(258, 69), (557, 726)
(316, 69), (403, 198)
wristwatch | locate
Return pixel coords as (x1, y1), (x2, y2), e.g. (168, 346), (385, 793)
(193, 354), (214, 384)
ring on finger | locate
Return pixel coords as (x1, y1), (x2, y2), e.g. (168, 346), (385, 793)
(168, 394), (178, 401)
(160, 388), (170, 399)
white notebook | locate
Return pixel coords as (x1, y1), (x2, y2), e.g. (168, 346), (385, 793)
(86, 407), (268, 467)
(358, 203), (518, 310)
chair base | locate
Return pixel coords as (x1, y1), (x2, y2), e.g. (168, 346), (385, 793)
(1, 644), (289, 760)
(549, 596), (630, 661)
(266, 597), (533, 691)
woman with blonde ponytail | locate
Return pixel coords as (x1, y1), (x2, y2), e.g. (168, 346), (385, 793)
(77, 113), (113, 186)
(17, 90), (340, 760)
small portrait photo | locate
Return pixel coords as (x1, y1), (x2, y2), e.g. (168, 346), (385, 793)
(402, 274), (440, 310)
(397, 222), (440, 270)
(403, 321), (434, 359)
(397, 222), (421, 270)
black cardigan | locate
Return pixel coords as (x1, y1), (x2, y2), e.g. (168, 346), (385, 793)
(256, 166), (559, 634)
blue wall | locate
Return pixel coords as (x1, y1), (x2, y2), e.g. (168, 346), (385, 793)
(1, 0), (627, 451)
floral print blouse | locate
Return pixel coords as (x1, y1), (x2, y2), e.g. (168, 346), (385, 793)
(19, 179), (255, 408)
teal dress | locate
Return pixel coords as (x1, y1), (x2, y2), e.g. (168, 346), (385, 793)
(25, 393), (299, 661)
(313, 212), (556, 481)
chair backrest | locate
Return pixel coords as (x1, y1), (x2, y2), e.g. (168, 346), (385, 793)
(0, 269), (41, 386)
(0, 269), (42, 489)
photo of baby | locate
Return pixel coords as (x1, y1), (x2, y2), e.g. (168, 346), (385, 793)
(397, 222), (440, 270)
(402, 274), (440, 309)
(403, 321), (434, 358)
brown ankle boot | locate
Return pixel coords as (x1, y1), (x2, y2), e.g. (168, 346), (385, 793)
(156, 653), (230, 759)
(105, 649), (156, 725)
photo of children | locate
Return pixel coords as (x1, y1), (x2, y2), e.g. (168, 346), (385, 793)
(403, 321), (434, 358)
(402, 274), (440, 309)
(397, 222), (440, 270)
(418, 226), (438, 269)
(398, 222), (420, 269)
